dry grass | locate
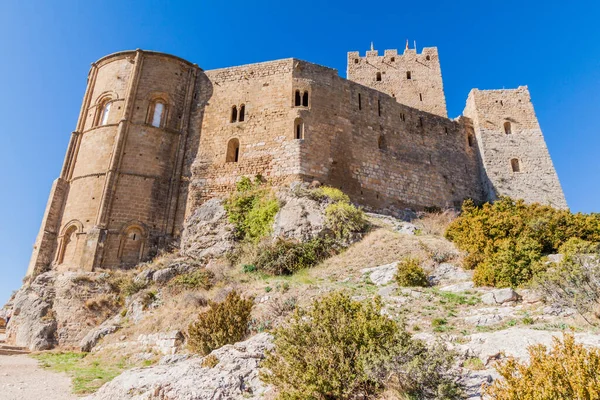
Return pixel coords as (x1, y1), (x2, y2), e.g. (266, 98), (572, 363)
(414, 210), (458, 236)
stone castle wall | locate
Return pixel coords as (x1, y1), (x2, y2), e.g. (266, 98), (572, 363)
(26, 46), (567, 276)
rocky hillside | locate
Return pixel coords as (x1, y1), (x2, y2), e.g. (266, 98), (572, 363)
(3, 181), (600, 399)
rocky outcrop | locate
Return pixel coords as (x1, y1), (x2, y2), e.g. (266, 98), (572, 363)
(7, 271), (117, 351)
(180, 198), (236, 259)
(80, 315), (122, 352)
(361, 262), (398, 286)
(272, 190), (326, 241)
(481, 288), (521, 305)
(84, 333), (274, 400)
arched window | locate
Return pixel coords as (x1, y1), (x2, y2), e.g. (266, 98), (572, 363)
(151, 101), (165, 127)
(511, 158), (520, 172)
(239, 104), (245, 122)
(302, 91), (309, 107)
(406, 71), (412, 80)
(226, 138), (240, 162)
(376, 72), (382, 81)
(96, 100), (111, 126)
(231, 106), (238, 123)
(59, 225), (79, 265)
(294, 119), (304, 140)
(468, 133), (474, 147)
(504, 121), (512, 135)
(426, 55), (431, 61)
(295, 90), (301, 107)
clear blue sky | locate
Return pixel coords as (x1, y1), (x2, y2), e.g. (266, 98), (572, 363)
(1, 0), (599, 303)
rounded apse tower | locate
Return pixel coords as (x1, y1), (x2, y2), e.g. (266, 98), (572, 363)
(27, 50), (200, 275)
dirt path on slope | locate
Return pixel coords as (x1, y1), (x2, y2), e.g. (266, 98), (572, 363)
(0, 354), (78, 400)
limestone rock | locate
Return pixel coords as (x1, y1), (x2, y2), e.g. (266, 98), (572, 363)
(80, 315), (122, 352)
(152, 267), (177, 284)
(481, 288), (520, 305)
(361, 262), (398, 286)
(84, 333), (274, 400)
(461, 328), (600, 363)
(429, 263), (472, 285)
(462, 307), (517, 327)
(272, 194), (326, 241)
(180, 198), (236, 259)
(438, 282), (474, 293)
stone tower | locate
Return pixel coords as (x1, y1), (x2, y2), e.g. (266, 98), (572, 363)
(27, 50), (200, 277)
(347, 46), (447, 117)
(463, 86), (567, 208)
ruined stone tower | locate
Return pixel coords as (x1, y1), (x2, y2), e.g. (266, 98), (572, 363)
(26, 44), (567, 277)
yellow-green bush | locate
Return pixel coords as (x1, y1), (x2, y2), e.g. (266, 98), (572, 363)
(445, 197), (600, 287)
(168, 269), (214, 291)
(484, 334), (600, 399)
(535, 239), (600, 325)
(310, 186), (350, 203)
(253, 237), (336, 275)
(325, 202), (369, 240)
(261, 292), (461, 400)
(224, 176), (280, 242)
(188, 290), (253, 355)
(396, 257), (429, 287)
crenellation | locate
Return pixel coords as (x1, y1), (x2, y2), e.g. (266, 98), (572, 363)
(25, 44), (567, 277)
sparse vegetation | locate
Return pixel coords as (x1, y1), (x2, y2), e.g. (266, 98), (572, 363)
(188, 290), (253, 355)
(535, 238), (600, 325)
(261, 292), (461, 399)
(415, 209), (458, 236)
(325, 201), (369, 241)
(396, 257), (429, 287)
(446, 197), (600, 287)
(168, 269), (214, 291)
(463, 357), (485, 371)
(32, 352), (129, 394)
(484, 334), (600, 399)
(309, 186), (350, 203)
(252, 237), (336, 275)
(201, 354), (219, 368)
(224, 176), (280, 242)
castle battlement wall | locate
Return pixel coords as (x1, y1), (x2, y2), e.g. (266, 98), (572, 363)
(26, 45), (566, 276)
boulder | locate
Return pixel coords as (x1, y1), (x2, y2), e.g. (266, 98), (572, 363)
(272, 194), (326, 241)
(80, 315), (122, 352)
(481, 288), (520, 305)
(84, 333), (274, 400)
(180, 199), (236, 259)
(438, 282), (474, 293)
(429, 263), (472, 285)
(361, 262), (399, 286)
(152, 267), (177, 284)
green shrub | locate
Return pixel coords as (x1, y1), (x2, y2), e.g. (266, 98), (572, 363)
(253, 237), (335, 275)
(188, 290), (253, 355)
(535, 239), (600, 325)
(224, 176), (280, 242)
(396, 257), (429, 287)
(309, 186), (350, 203)
(169, 269), (214, 291)
(484, 334), (600, 399)
(445, 197), (600, 287)
(325, 202), (369, 240)
(261, 292), (461, 400)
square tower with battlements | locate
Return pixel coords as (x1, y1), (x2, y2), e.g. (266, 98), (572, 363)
(347, 45), (447, 117)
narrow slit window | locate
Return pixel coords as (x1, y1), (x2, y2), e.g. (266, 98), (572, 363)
(295, 90), (301, 106)
(511, 158), (520, 172)
(419, 93), (423, 102)
(100, 101), (111, 126)
(468, 134), (474, 147)
(406, 71), (412, 79)
(504, 121), (512, 135)
(239, 104), (245, 122)
(378, 134), (385, 150)
(231, 106), (238, 123)
(376, 72), (382, 81)
(419, 117), (423, 127)
(377, 100), (381, 116)
(302, 91), (309, 107)
(151, 102), (164, 127)
(358, 93), (362, 110)
(400, 113), (405, 122)
(295, 119), (304, 139)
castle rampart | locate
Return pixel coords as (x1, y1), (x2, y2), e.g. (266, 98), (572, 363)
(26, 45), (566, 276)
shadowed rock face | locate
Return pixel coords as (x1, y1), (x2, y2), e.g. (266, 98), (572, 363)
(83, 333), (274, 400)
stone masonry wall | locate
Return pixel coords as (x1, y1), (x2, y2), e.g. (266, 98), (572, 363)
(295, 60), (482, 210)
(463, 87), (567, 208)
(347, 47), (447, 118)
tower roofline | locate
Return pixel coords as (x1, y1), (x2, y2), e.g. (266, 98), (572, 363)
(93, 49), (200, 69)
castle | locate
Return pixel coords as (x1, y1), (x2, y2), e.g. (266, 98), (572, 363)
(26, 45), (567, 277)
